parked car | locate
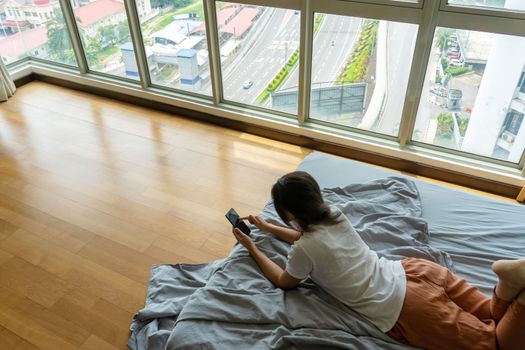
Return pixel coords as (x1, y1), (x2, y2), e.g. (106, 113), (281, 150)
(447, 52), (461, 60)
(449, 59), (465, 67)
(430, 85), (447, 97)
(446, 47), (460, 55)
(243, 80), (253, 89)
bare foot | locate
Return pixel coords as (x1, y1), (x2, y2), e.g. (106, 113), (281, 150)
(492, 259), (525, 301)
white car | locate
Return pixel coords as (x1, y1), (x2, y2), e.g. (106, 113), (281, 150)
(449, 59), (465, 67)
(243, 80), (253, 89)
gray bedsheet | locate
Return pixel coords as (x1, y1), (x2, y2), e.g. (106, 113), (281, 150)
(129, 176), (454, 350)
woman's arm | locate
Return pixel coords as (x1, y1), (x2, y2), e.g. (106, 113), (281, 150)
(232, 228), (301, 290)
(241, 215), (301, 244)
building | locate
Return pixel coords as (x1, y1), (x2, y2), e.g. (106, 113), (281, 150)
(0, 24), (47, 63)
(73, 0), (126, 37)
(1, 0), (58, 33)
(461, 0), (525, 163)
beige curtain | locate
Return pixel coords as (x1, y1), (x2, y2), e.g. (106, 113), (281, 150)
(0, 59), (16, 102)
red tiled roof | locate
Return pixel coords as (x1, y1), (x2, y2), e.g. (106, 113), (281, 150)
(1, 20), (31, 27)
(193, 6), (236, 33)
(74, 0), (125, 27)
(0, 26), (47, 57)
(220, 7), (258, 37)
(217, 6), (236, 25)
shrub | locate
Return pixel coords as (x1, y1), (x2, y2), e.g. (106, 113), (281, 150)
(437, 112), (454, 138)
(445, 66), (471, 76)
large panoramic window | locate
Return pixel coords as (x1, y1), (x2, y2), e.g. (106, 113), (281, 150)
(216, 2), (300, 114)
(137, 0), (211, 95)
(0, 0), (76, 66)
(70, 0), (137, 79)
(308, 14), (418, 136)
(449, 0), (525, 13)
(412, 27), (525, 163)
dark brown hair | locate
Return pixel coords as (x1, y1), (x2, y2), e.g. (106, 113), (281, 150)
(271, 171), (342, 232)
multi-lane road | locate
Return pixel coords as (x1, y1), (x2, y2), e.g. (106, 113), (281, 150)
(217, 10), (362, 107)
(221, 9), (300, 105)
(282, 15), (361, 90)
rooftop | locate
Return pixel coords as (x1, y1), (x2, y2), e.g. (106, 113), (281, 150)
(220, 7), (258, 37)
(0, 26), (47, 57)
(74, 0), (125, 28)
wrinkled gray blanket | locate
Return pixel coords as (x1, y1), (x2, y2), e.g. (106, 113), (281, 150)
(129, 177), (453, 350)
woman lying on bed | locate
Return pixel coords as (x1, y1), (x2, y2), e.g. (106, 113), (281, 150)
(231, 171), (525, 350)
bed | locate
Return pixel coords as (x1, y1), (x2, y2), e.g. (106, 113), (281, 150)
(128, 152), (525, 350)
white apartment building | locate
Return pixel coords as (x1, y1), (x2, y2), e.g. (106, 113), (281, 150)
(461, 0), (525, 163)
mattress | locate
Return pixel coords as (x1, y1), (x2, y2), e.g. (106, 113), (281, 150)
(298, 152), (525, 295)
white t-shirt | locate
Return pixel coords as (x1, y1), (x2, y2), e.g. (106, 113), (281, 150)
(285, 206), (406, 332)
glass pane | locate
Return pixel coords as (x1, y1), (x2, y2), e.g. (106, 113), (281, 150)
(448, 0), (525, 12)
(217, 2), (300, 114)
(309, 14), (418, 136)
(70, 0), (137, 79)
(0, 1), (76, 66)
(137, 0), (211, 95)
(413, 27), (525, 163)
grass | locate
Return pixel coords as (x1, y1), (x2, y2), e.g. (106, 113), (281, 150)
(96, 46), (119, 62)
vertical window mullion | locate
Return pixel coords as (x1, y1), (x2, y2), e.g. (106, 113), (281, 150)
(58, 0), (88, 73)
(122, 0), (150, 87)
(297, 0), (314, 124)
(397, 0), (441, 146)
(122, 0), (150, 88)
(204, 0), (224, 105)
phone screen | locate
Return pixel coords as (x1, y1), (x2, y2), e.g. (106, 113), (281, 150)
(226, 208), (240, 226)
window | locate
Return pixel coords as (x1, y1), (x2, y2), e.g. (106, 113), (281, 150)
(0, 6), (77, 66)
(137, 0), (212, 95)
(71, 0), (138, 79)
(217, 2), (300, 114)
(308, 14), (418, 136)
(448, 0), (525, 13)
(412, 27), (525, 163)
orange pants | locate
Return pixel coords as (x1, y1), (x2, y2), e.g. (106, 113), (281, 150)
(387, 258), (525, 350)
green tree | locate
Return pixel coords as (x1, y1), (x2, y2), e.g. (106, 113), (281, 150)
(98, 25), (117, 48)
(46, 9), (76, 65)
(435, 28), (453, 54)
(85, 37), (102, 68)
(117, 21), (130, 42)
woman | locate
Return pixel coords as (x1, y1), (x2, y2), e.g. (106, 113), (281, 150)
(231, 171), (525, 350)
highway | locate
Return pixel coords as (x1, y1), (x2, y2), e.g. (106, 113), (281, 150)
(221, 9), (300, 105)
(282, 14), (360, 90)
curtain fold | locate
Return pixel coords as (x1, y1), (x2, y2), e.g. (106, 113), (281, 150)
(0, 59), (16, 102)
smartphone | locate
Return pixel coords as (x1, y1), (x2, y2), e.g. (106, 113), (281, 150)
(225, 208), (251, 235)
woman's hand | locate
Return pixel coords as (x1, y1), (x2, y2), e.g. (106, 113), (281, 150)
(232, 227), (256, 252)
(240, 215), (273, 233)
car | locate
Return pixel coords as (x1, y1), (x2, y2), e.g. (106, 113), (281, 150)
(447, 52), (461, 59)
(446, 48), (459, 55)
(242, 80), (253, 89)
(430, 85), (447, 97)
(449, 59), (465, 67)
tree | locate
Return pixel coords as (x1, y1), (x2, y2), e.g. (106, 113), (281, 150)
(85, 37), (102, 68)
(117, 21), (130, 42)
(435, 28), (453, 54)
(46, 9), (76, 65)
(98, 25), (117, 48)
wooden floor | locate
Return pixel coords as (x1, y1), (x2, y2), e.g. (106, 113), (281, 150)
(0, 81), (515, 350)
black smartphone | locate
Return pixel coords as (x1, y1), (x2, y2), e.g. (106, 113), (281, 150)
(225, 208), (251, 235)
